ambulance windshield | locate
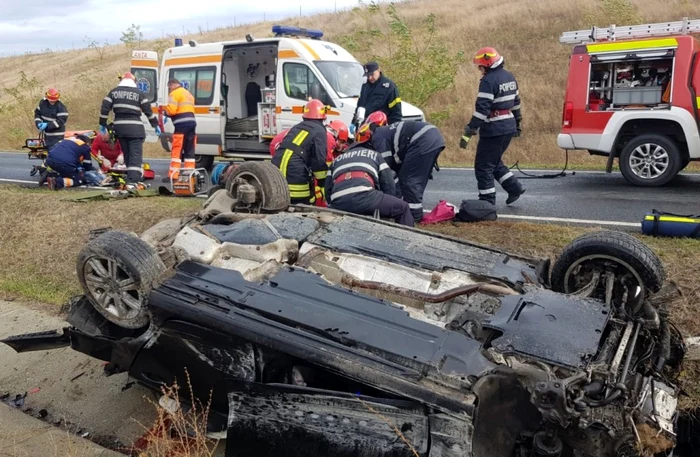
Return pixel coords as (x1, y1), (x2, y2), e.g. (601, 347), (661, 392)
(315, 61), (364, 98)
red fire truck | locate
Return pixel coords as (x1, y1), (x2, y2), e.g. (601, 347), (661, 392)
(557, 18), (700, 186)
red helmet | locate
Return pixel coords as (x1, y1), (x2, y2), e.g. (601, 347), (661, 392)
(120, 72), (136, 81)
(45, 88), (60, 102)
(473, 47), (502, 68)
(355, 111), (388, 143)
(302, 99), (327, 120)
(327, 120), (349, 143)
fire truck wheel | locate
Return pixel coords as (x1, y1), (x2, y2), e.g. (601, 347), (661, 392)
(619, 134), (682, 187)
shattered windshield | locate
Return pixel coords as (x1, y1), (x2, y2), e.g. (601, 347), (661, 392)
(314, 61), (364, 98)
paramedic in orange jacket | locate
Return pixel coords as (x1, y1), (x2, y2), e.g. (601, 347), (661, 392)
(163, 78), (196, 180)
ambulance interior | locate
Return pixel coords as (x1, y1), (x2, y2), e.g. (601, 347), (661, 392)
(221, 43), (279, 140)
(587, 56), (673, 111)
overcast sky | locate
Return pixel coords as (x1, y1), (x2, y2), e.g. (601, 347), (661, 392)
(0, 0), (364, 56)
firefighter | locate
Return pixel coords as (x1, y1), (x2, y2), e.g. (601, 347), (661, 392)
(34, 88), (69, 151)
(325, 132), (413, 227)
(99, 72), (160, 188)
(368, 118), (445, 223)
(45, 133), (111, 190)
(460, 47), (525, 206)
(351, 61), (402, 131)
(163, 78), (197, 180)
(91, 127), (123, 173)
(271, 99), (329, 205)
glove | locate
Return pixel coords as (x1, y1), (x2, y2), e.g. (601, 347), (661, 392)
(155, 126), (162, 136)
(459, 135), (471, 149)
(514, 118), (522, 137)
(349, 124), (356, 135)
(162, 115), (169, 125)
(102, 158), (112, 169)
(117, 154), (124, 165)
(99, 125), (107, 135)
(38, 122), (48, 131)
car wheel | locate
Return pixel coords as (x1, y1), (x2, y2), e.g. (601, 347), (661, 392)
(551, 230), (664, 309)
(225, 161), (290, 212)
(196, 155), (215, 172)
(619, 134), (682, 187)
(76, 230), (167, 329)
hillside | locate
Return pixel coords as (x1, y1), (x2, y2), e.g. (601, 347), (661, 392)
(1, 0), (699, 166)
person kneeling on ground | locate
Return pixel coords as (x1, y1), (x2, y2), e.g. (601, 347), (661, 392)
(325, 142), (414, 227)
(46, 133), (111, 190)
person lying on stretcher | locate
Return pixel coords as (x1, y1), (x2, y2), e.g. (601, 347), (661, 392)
(91, 128), (124, 173)
(45, 133), (112, 190)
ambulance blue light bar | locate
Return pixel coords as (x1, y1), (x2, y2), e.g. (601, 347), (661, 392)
(272, 25), (324, 39)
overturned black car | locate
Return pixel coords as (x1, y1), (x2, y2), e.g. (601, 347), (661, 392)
(2, 163), (688, 457)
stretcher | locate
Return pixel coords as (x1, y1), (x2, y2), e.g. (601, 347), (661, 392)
(641, 210), (700, 238)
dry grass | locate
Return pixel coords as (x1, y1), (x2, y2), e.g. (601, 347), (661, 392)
(1, 0), (699, 165)
(0, 184), (201, 305)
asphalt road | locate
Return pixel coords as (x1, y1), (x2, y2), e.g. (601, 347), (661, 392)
(2, 151), (700, 228)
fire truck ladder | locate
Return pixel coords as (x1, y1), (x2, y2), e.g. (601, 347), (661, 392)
(560, 17), (700, 44)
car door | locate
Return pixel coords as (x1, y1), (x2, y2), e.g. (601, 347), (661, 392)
(276, 60), (335, 131)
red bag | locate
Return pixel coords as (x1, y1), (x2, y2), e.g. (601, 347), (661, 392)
(420, 200), (457, 224)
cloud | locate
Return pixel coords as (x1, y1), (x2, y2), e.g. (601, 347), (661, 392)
(0, 0), (360, 55)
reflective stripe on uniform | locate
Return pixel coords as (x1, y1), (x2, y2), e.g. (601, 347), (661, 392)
(486, 113), (514, 122)
(279, 149), (294, 177)
(498, 172), (514, 184)
(388, 97), (401, 109)
(379, 163), (389, 172)
(393, 121), (404, 157)
(293, 130), (309, 145)
(493, 94), (516, 103)
(330, 185), (373, 201)
(479, 187), (496, 195)
(408, 203), (423, 209)
(477, 92), (494, 100)
(113, 120), (145, 125)
(381, 151), (392, 158)
(473, 112), (488, 121)
(313, 170), (327, 180)
(409, 124), (435, 144)
(288, 182), (311, 198)
(113, 104), (142, 111)
(331, 162), (379, 180)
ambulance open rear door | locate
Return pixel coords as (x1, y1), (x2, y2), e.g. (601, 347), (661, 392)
(130, 50), (161, 144)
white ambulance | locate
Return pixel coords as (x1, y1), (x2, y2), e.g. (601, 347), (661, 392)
(130, 25), (425, 170)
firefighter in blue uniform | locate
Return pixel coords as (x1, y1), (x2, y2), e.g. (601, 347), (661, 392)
(271, 99), (329, 205)
(325, 118), (413, 227)
(45, 132), (110, 190)
(369, 117), (445, 223)
(460, 47), (525, 205)
(352, 61), (402, 131)
(34, 88), (69, 151)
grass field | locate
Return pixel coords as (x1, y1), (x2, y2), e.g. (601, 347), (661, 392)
(0, 0), (698, 167)
(0, 183), (697, 407)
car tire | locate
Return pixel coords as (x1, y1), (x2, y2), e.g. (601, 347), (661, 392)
(225, 161), (290, 212)
(196, 155), (215, 172)
(619, 134), (682, 187)
(551, 230), (664, 306)
(76, 230), (167, 329)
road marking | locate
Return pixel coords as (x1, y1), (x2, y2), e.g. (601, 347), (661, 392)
(423, 209), (639, 227)
(0, 178), (37, 185)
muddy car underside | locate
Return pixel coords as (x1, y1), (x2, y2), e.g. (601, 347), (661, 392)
(2, 163), (687, 457)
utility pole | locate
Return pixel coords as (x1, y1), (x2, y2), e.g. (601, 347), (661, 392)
(300, 5), (302, 17)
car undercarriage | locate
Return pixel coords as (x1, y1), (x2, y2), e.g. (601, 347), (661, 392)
(1, 162), (688, 457)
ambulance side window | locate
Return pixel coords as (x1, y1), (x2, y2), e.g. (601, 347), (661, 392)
(131, 68), (157, 103)
(283, 62), (327, 102)
(169, 66), (216, 105)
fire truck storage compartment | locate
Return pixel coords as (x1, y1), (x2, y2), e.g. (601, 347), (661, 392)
(222, 43), (278, 138)
(588, 56), (672, 110)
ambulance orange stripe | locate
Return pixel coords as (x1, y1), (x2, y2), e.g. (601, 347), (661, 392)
(278, 50), (300, 58)
(194, 107), (219, 114)
(164, 55), (222, 66)
(298, 41), (320, 60)
(131, 59), (158, 68)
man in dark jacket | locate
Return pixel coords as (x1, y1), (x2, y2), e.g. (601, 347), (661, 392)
(460, 47), (525, 206)
(352, 61), (402, 129)
(99, 72), (160, 187)
(325, 143), (413, 227)
(45, 133), (110, 190)
(34, 88), (69, 151)
(271, 99), (329, 205)
(370, 120), (445, 222)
